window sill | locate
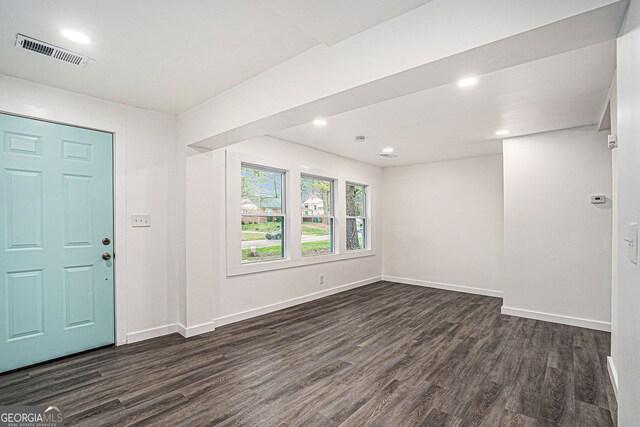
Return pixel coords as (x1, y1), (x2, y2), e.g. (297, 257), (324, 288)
(227, 250), (376, 277)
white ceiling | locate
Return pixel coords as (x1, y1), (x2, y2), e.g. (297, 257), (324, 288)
(256, 0), (433, 46)
(271, 41), (616, 167)
(0, 0), (431, 115)
(0, 1), (621, 167)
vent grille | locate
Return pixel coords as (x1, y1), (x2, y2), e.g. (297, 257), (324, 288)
(15, 34), (90, 67)
(53, 50), (84, 65)
(378, 153), (398, 158)
(22, 38), (54, 56)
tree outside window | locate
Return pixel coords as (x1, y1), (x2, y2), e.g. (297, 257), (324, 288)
(346, 183), (366, 251)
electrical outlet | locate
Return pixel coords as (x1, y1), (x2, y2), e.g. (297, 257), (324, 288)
(132, 214), (151, 227)
(319, 274), (324, 284)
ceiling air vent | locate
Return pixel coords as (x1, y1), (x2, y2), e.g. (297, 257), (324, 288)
(15, 34), (90, 67)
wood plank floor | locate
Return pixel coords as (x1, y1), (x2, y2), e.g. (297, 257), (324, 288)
(0, 281), (616, 426)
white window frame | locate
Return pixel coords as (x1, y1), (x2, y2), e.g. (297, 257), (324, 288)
(300, 174), (335, 257)
(241, 163), (287, 264)
(226, 150), (374, 276)
(345, 182), (368, 251)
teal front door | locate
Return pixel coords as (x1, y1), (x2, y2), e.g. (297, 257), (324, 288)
(0, 113), (114, 373)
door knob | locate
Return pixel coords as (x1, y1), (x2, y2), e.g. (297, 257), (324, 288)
(102, 252), (112, 261)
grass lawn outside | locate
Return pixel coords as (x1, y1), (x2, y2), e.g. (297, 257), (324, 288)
(301, 224), (330, 235)
(242, 240), (332, 261)
(241, 222), (281, 232)
(301, 240), (332, 256)
(242, 245), (283, 262)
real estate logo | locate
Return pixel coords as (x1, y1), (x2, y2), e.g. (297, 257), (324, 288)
(0, 405), (64, 427)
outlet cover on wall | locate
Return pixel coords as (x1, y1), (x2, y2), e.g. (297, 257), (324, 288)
(132, 214), (151, 227)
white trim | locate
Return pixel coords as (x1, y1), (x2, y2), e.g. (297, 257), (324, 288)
(216, 276), (382, 327)
(126, 321), (216, 343)
(176, 321), (216, 338)
(228, 250), (376, 276)
(226, 149), (377, 276)
(607, 356), (619, 401)
(383, 276), (503, 298)
(227, 151), (292, 273)
(500, 306), (611, 332)
(0, 99), (129, 346)
(126, 324), (180, 344)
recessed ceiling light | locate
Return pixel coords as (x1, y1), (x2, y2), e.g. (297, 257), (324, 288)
(60, 28), (92, 44)
(495, 129), (510, 136)
(457, 76), (479, 88)
(313, 118), (327, 127)
(382, 147), (394, 153)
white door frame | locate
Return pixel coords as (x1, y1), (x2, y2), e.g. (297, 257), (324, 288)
(0, 99), (128, 345)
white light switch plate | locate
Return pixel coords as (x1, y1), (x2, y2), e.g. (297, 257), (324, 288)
(628, 223), (638, 264)
(132, 214), (151, 227)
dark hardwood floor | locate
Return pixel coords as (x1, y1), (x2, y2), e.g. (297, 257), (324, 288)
(0, 281), (616, 426)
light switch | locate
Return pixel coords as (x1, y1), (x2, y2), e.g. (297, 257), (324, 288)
(626, 223), (638, 264)
(132, 214), (151, 227)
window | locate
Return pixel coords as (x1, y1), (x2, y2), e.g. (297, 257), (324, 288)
(301, 175), (334, 256)
(241, 165), (285, 263)
(346, 183), (366, 251)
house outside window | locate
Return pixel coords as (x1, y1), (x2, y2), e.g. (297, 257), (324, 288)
(301, 175), (334, 256)
(241, 164), (286, 263)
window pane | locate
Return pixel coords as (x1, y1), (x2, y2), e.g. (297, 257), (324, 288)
(300, 176), (332, 216)
(346, 184), (364, 217)
(241, 166), (283, 214)
(346, 218), (365, 251)
(242, 216), (284, 262)
(302, 217), (333, 256)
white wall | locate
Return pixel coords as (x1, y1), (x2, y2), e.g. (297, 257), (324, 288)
(0, 74), (178, 342)
(613, 0), (640, 423)
(382, 155), (504, 297)
(183, 136), (382, 329)
(502, 129), (612, 330)
(184, 149), (217, 331)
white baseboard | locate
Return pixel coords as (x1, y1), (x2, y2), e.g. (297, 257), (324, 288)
(126, 321), (215, 343)
(124, 277), (382, 343)
(126, 324), (181, 344)
(216, 276), (382, 327)
(607, 356), (619, 401)
(382, 275), (503, 298)
(176, 321), (216, 338)
(500, 306), (611, 332)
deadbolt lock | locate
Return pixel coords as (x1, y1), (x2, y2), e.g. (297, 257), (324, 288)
(102, 237), (111, 245)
